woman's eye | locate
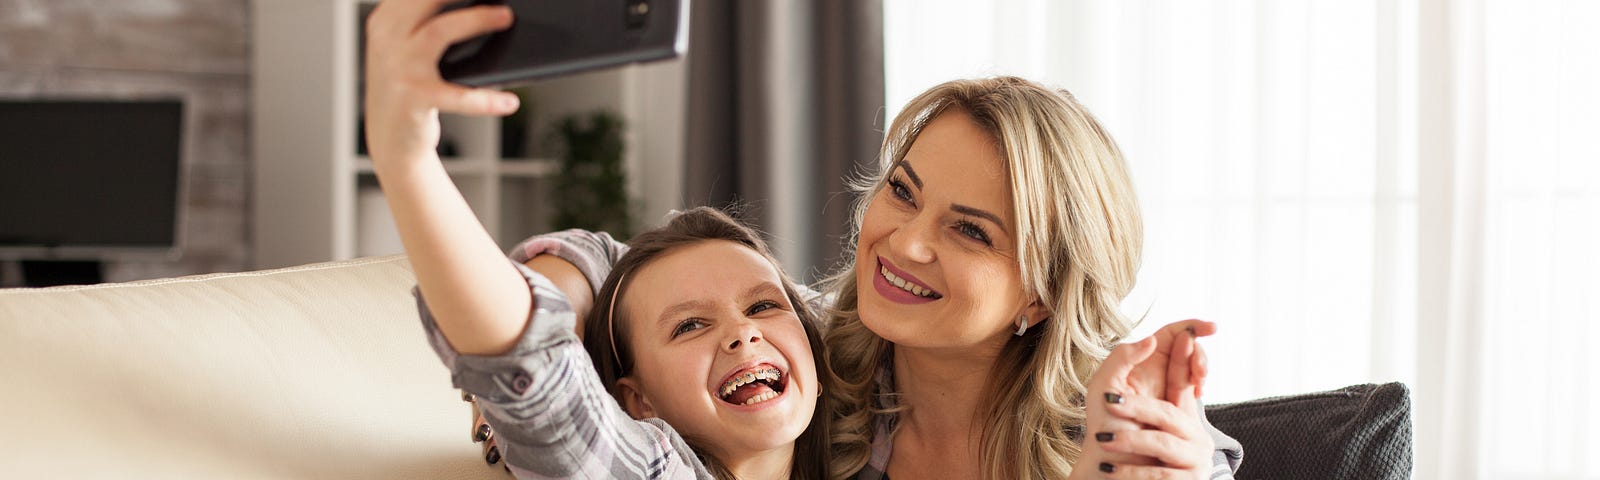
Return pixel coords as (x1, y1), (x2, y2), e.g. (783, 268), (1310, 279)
(671, 318), (708, 338)
(956, 220), (993, 246)
(746, 300), (780, 316)
(888, 178), (914, 204)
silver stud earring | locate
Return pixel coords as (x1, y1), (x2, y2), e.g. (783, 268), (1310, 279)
(1015, 314), (1028, 336)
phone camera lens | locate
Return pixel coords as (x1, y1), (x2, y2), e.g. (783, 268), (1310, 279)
(625, 0), (649, 30)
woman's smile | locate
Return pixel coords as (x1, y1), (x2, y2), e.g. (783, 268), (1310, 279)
(873, 256), (943, 304)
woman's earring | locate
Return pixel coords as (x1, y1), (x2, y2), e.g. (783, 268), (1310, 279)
(1015, 314), (1028, 336)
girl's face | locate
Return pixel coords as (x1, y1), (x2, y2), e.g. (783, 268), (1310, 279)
(855, 109), (1042, 352)
(617, 240), (819, 459)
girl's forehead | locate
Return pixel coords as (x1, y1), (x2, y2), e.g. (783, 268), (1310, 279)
(622, 241), (786, 324)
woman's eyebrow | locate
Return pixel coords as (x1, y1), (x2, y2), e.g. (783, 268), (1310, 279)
(951, 204), (1007, 231)
(895, 160), (924, 189)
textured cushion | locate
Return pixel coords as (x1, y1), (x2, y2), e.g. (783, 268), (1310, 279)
(0, 255), (502, 479)
(1205, 382), (1413, 480)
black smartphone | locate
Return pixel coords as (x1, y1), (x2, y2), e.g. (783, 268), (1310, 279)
(438, 0), (687, 87)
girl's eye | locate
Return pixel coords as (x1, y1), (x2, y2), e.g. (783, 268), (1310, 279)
(671, 318), (709, 338)
(956, 220), (993, 246)
(888, 178), (914, 204)
(745, 300), (780, 316)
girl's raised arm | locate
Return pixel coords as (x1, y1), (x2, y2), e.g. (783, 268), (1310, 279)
(363, 0), (529, 356)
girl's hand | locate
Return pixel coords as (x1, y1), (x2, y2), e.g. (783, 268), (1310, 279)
(1074, 323), (1215, 478)
(363, 0), (520, 167)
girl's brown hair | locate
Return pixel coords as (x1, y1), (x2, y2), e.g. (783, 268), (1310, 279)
(580, 206), (833, 480)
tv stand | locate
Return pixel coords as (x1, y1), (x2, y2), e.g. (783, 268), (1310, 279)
(20, 260), (103, 287)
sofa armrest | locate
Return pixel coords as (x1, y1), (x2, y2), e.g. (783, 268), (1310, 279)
(1205, 382), (1413, 480)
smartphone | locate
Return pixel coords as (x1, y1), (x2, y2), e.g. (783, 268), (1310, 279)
(439, 0), (687, 87)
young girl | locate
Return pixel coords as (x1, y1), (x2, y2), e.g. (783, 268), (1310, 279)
(363, 2), (828, 478)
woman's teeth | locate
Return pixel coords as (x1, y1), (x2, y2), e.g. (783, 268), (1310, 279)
(881, 265), (938, 298)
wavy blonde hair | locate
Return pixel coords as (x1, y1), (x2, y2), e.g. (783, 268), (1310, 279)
(823, 77), (1143, 479)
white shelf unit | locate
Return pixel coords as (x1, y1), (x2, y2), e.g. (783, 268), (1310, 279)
(251, 0), (556, 269)
(252, 0), (687, 270)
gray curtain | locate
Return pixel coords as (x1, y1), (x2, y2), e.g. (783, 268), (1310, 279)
(683, 0), (885, 282)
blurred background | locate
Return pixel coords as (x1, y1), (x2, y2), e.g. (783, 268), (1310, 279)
(2, 0), (1596, 478)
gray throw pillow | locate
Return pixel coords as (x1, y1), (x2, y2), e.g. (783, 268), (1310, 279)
(1205, 382), (1413, 480)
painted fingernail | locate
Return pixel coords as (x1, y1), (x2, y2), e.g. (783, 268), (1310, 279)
(1094, 432), (1114, 442)
(1104, 392), (1123, 404)
(1099, 462), (1115, 473)
(475, 423), (491, 442)
(485, 446), (501, 465)
(462, 391), (474, 402)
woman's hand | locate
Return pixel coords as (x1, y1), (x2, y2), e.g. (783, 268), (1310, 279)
(464, 392), (511, 474)
(1074, 322), (1217, 478)
(1125, 320), (1215, 403)
(363, 0), (519, 167)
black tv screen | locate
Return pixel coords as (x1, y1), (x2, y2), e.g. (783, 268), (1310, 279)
(0, 100), (183, 259)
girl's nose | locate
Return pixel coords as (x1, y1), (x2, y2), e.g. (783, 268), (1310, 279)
(724, 323), (762, 351)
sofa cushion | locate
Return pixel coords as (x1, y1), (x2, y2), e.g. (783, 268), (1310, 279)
(1205, 382), (1413, 480)
(0, 255), (502, 479)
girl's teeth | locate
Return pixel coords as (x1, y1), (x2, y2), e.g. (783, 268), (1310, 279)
(742, 391), (779, 405)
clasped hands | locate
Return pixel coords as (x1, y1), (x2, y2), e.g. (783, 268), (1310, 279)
(1070, 319), (1218, 479)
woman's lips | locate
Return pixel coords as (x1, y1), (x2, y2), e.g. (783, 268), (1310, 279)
(873, 257), (941, 305)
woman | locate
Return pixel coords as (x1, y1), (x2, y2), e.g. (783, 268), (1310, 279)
(820, 78), (1241, 479)
(364, 3), (832, 478)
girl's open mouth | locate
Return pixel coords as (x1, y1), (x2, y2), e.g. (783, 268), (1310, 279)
(716, 363), (788, 406)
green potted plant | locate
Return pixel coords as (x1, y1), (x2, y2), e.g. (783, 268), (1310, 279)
(550, 110), (632, 239)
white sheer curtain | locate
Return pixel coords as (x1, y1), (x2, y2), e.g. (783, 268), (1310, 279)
(884, 1), (1600, 478)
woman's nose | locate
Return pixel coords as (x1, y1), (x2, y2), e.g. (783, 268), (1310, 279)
(888, 212), (937, 263)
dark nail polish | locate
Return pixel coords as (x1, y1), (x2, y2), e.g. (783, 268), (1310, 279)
(475, 423), (491, 442)
(485, 446), (501, 465)
(1104, 392), (1123, 404)
(1095, 432), (1114, 442)
(1099, 462), (1115, 473)
(462, 391), (474, 402)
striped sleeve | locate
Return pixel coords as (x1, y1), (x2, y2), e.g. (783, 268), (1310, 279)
(1201, 401), (1244, 478)
(506, 229), (630, 297)
(415, 261), (710, 479)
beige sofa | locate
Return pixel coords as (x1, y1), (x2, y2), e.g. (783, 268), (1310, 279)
(0, 254), (1416, 479)
(0, 255), (501, 479)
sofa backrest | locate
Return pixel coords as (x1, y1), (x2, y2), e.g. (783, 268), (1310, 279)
(0, 255), (500, 479)
(1206, 382), (1414, 479)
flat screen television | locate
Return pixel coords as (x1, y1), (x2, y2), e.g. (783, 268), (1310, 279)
(0, 99), (185, 261)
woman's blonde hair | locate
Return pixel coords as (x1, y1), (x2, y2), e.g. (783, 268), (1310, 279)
(823, 77), (1143, 479)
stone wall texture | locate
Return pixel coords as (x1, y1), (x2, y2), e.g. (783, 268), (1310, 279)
(0, 0), (252, 283)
